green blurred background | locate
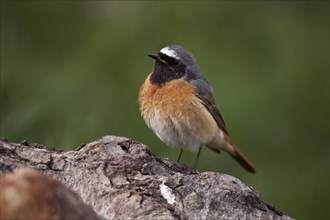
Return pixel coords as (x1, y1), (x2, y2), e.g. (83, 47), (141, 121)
(1, 1), (329, 219)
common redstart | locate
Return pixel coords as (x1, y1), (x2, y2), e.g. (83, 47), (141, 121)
(138, 45), (256, 173)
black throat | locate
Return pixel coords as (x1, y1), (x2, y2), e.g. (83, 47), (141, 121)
(150, 61), (186, 85)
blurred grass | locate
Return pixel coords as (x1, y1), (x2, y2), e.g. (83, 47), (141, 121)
(1, 1), (329, 219)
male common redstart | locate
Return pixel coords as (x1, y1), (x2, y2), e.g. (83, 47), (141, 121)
(138, 45), (256, 173)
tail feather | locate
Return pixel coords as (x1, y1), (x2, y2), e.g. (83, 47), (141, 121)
(229, 146), (256, 173)
(208, 131), (257, 173)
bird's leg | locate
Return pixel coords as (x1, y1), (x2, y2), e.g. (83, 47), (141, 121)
(177, 149), (183, 162)
(193, 146), (203, 170)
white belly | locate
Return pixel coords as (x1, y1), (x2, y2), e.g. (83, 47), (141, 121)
(147, 105), (218, 152)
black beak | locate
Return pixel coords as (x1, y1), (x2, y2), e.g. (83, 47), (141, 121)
(148, 53), (161, 60)
(148, 53), (165, 63)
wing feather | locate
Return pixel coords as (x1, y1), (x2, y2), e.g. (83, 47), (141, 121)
(190, 78), (229, 135)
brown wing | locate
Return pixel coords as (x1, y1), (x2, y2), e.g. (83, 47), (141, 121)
(191, 78), (257, 173)
(190, 78), (229, 135)
(199, 94), (229, 135)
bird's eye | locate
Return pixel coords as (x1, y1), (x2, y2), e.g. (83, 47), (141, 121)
(172, 59), (180, 66)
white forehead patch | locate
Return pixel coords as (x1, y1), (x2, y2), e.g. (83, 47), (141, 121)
(160, 47), (178, 59)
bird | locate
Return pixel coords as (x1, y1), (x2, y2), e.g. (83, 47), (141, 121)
(138, 45), (256, 173)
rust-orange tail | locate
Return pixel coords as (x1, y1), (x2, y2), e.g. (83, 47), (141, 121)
(229, 146), (257, 173)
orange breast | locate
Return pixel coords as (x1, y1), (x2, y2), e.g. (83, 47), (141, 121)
(138, 74), (219, 151)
